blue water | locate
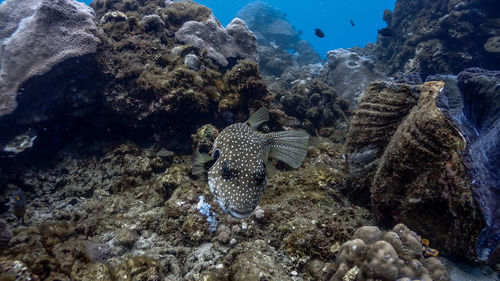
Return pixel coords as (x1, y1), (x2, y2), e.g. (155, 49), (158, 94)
(195, 0), (396, 57)
(74, 0), (395, 57)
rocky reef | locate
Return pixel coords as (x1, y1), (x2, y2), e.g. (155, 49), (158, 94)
(374, 0), (500, 77)
(0, 0), (499, 279)
(0, 0), (101, 148)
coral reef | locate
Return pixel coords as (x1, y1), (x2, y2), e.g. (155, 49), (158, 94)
(278, 78), (350, 141)
(90, 0), (271, 149)
(0, 0), (101, 146)
(0, 0), (498, 279)
(175, 16), (256, 67)
(345, 80), (484, 259)
(0, 0), (100, 117)
(325, 49), (385, 106)
(0, 134), (375, 280)
(373, 0), (500, 77)
(331, 224), (450, 281)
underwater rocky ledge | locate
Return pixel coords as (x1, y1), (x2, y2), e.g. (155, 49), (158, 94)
(0, 0), (499, 280)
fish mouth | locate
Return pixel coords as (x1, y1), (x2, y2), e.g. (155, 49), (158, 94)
(227, 205), (254, 219)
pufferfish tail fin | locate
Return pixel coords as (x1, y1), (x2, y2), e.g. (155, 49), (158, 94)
(246, 107), (269, 130)
(265, 131), (309, 168)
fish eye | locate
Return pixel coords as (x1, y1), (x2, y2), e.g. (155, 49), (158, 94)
(212, 149), (221, 161)
(222, 160), (236, 180)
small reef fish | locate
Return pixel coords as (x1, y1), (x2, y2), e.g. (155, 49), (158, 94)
(314, 28), (325, 38)
(350, 19), (355, 27)
(12, 189), (27, 223)
(194, 108), (309, 219)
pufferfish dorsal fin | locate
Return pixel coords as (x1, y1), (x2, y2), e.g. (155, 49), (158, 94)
(265, 130), (309, 168)
(192, 149), (214, 175)
(246, 107), (269, 130)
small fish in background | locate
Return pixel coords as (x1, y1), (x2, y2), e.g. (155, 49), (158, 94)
(350, 19), (355, 27)
(194, 108), (309, 219)
(12, 189), (27, 223)
(378, 27), (395, 37)
(314, 28), (325, 38)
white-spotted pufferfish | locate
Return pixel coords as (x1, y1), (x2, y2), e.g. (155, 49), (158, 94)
(194, 108), (309, 219)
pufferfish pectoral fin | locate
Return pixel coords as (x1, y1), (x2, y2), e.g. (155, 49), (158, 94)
(265, 130), (310, 169)
(192, 149), (214, 175)
(246, 107), (269, 130)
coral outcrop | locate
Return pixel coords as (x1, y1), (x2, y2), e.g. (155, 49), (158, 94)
(325, 49), (385, 106)
(331, 224), (450, 281)
(91, 0), (270, 150)
(0, 0), (101, 117)
(345, 80), (484, 259)
(374, 0), (500, 77)
(0, 0), (102, 148)
(175, 16), (257, 67)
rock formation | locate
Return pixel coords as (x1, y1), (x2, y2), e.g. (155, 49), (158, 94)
(175, 16), (257, 67)
(0, 0), (100, 117)
(345, 80), (484, 259)
(374, 0), (500, 77)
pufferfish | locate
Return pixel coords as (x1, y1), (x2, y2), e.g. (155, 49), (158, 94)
(193, 108), (309, 219)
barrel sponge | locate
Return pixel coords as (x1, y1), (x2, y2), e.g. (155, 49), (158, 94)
(0, 0), (100, 117)
(360, 241), (399, 281)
